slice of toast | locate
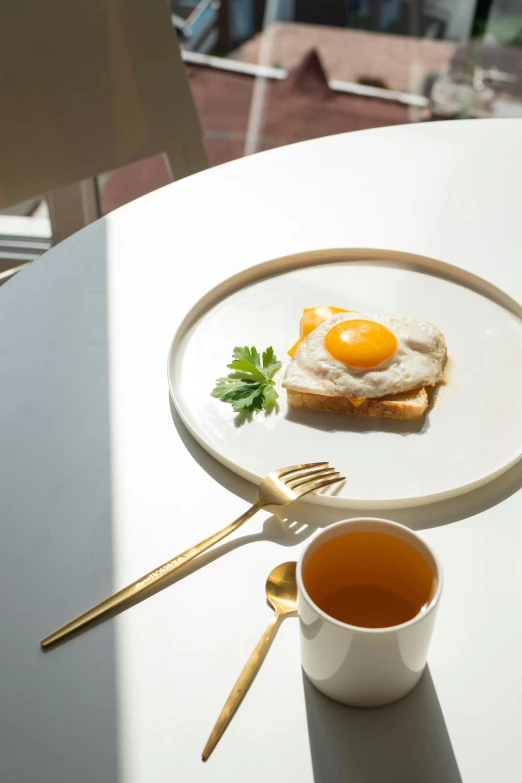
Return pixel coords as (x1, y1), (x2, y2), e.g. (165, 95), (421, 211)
(286, 387), (428, 421)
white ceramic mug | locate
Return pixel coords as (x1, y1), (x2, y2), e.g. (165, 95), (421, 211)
(297, 518), (443, 708)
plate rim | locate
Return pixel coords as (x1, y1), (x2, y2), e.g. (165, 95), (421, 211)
(168, 247), (522, 509)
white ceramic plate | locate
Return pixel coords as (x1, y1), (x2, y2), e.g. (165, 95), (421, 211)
(169, 249), (522, 508)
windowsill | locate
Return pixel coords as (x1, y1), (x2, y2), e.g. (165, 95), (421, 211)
(0, 214), (51, 240)
(0, 214), (52, 274)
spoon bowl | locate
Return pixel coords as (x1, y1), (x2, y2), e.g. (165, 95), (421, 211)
(266, 562), (298, 615)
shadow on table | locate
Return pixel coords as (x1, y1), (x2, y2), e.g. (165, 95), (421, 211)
(41, 405), (326, 645)
(171, 400), (522, 531)
(42, 500), (320, 644)
(79, 514), (317, 629)
(303, 667), (462, 783)
(0, 221), (119, 783)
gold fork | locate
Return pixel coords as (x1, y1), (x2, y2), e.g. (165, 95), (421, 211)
(41, 462), (344, 649)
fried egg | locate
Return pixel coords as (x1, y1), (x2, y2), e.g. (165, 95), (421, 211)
(283, 311), (447, 399)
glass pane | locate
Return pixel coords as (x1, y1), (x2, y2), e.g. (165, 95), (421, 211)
(3, 0), (522, 253)
(97, 155), (172, 216)
(183, 0), (522, 167)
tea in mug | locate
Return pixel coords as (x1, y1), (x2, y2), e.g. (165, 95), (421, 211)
(303, 531), (436, 628)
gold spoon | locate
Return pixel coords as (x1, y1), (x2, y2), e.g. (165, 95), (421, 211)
(202, 561), (298, 761)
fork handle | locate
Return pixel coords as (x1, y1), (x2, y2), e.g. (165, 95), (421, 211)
(202, 611), (281, 761)
(41, 501), (263, 649)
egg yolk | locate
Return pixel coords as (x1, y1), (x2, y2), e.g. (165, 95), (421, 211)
(288, 306), (350, 356)
(325, 320), (397, 369)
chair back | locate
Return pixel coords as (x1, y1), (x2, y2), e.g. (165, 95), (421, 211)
(0, 0), (206, 210)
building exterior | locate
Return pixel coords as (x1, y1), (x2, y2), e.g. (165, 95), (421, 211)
(233, 22), (457, 92)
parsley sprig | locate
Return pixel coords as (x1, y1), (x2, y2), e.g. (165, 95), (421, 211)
(211, 346), (282, 413)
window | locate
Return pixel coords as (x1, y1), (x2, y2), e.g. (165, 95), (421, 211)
(2, 0), (521, 267)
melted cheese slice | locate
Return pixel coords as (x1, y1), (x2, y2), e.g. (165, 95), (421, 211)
(288, 306), (351, 356)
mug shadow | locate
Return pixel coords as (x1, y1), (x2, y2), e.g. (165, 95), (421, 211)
(171, 398), (522, 531)
(303, 667), (462, 783)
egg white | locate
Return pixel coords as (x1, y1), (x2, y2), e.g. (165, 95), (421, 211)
(282, 312), (447, 398)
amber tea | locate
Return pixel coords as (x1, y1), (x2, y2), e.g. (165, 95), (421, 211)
(303, 531), (436, 628)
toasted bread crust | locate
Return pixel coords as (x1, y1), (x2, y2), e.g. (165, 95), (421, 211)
(286, 388), (428, 420)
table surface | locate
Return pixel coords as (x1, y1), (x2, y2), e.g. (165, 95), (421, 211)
(2, 119), (522, 783)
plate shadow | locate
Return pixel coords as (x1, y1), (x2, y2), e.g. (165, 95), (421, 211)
(170, 397), (522, 530)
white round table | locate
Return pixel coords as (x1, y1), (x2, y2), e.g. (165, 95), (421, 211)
(2, 119), (522, 783)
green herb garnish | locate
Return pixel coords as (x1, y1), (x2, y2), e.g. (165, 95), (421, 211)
(211, 346), (282, 413)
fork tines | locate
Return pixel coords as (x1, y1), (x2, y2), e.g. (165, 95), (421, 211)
(277, 462), (345, 495)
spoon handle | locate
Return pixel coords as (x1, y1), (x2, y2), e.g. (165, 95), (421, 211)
(202, 611), (281, 761)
